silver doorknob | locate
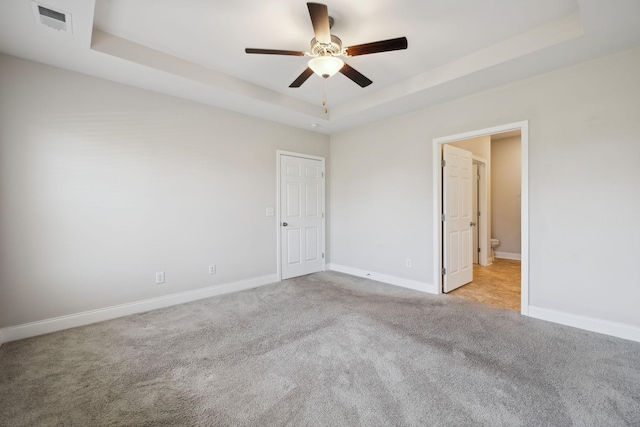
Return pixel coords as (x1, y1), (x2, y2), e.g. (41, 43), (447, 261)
(282, 222), (288, 227)
(470, 222), (477, 226)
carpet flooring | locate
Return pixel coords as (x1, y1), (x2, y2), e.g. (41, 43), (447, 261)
(1, 271), (639, 426)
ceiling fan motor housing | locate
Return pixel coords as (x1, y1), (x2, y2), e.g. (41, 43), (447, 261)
(310, 35), (343, 56)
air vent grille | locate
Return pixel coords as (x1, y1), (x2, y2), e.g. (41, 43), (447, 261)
(31, 2), (72, 33)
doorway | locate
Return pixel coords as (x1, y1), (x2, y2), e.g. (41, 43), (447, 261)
(432, 121), (529, 315)
(472, 158), (489, 266)
(277, 151), (326, 281)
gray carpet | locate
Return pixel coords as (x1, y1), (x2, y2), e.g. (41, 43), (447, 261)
(1, 271), (639, 426)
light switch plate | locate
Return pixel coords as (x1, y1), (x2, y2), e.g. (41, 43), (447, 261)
(155, 271), (165, 284)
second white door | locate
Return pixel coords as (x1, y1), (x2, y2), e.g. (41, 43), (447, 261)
(280, 154), (324, 280)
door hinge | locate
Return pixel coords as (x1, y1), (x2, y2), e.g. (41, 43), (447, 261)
(441, 159), (446, 167)
(322, 253), (325, 259)
(321, 172), (324, 178)
(441, 214), (446, 221)
(478, 248), (481, 253)
(441, 267), (446, 275)
(322, 213), (324, 218)
(478, 211), (481, 217)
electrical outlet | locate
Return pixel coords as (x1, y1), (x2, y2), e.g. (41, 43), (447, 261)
(208, 264), (216, 275)
(155, 271), (165, 284)
(405, 259), (412, 268)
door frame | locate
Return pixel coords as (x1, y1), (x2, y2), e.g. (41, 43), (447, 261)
(276, 150), (326, 281)
(432, 121), (529, 315)
(472, 156), (490, 267)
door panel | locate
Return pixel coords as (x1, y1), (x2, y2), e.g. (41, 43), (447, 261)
(287, 229), (302, 265)
(443, 145), (473, 293)
(306, 227), (319, 261)
(286, 183), (301, 217)
(305, 166), (319, 178)
(306, 184), (319, 216)
(281, 155), (324, 279)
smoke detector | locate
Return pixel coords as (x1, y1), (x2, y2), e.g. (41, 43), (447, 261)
(31, 2), (72, 34)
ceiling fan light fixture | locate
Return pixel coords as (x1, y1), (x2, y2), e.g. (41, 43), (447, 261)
(308, 56), (344, 79)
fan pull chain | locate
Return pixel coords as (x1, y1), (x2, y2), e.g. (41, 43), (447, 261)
(322, 79), (328, 114)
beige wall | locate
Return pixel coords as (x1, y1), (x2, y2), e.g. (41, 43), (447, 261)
(449, 136), (491, 161)
(0, 54), (329, 328)
(491, 136), (521, 255)
(330, 47), (640, 327)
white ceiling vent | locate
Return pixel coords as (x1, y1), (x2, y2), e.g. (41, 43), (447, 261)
(31, 2), (72, 34)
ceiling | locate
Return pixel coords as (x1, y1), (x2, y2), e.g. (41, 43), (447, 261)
(0, 0), (639, 134)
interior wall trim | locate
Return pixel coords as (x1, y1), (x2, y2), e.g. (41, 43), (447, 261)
(528, 306), (640, 343)
(494, 251), (522, 260)
(328, 263), (437, 294)
(0, 274), (278, 345)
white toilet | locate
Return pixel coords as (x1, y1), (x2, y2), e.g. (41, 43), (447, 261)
(490, 238), (500, 261)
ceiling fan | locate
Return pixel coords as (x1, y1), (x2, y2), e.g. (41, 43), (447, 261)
(245, 2), (408, 88)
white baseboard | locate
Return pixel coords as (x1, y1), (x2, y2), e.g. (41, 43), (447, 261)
(528, 306), (640, 343)
(328, 263), (437, 294)
(0, 274), (278, 345)
(495, 251), (521, 260)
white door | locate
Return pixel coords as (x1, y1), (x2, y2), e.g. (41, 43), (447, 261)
(280, 154), (324, 280)
(443, 145), (473, 292)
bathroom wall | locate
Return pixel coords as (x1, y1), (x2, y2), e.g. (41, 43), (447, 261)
(491, 136), (522, 257)
(449, 136), (491, 162)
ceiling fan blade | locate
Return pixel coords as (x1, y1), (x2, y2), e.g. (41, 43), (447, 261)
(345, 37), (408, 57)
(307, 3), (331, 44)
(289, 67), (315, 88)
(245, 48), (305, 56)
(339, 63), (372, 88)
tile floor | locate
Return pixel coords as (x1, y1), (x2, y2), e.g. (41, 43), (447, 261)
(448, 258), (521, 311)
